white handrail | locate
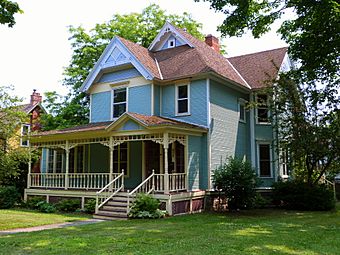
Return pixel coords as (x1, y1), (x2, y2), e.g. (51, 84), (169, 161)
(127, 170), (155, 214)
(95, 171), (124, 213)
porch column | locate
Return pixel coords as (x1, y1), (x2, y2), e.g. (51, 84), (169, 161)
(65, 140), (70, 190)
(163, 132), (169, 194)
(109, 137), (114, 185)
(27, 144), (32, 189)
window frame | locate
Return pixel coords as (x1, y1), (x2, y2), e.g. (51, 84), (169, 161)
(168, 39), (176, 48)
(238, 99), (247, 123)
(256, 94), (270, 124)
(111, 86), (128, 120)
(257, 142), (272, 178)
(20, 124), (30, 147)
(175, 83), (190, 116)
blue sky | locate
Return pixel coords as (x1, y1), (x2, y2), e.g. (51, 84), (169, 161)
(0, 0), (287, 102)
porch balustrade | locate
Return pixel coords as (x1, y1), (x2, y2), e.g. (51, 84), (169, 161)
(28, 173), (118, 190)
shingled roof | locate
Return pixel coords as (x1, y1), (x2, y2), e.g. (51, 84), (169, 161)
(228, 47), (288, 89)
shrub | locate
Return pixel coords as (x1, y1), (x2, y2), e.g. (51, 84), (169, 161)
(272, 180), (335, 211)
(0, 186), (20, 209)
(128, 193), (166, 219)
(84, 199), (96, 214)
(213, 157), (259, 211)
(252, 193), (271, 209)
(56, 199), (80, 212)
(25, 196), (46, 210)
(36, 201), (56, 213)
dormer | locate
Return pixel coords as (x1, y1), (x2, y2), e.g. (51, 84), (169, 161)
(148, 22), (194, 52)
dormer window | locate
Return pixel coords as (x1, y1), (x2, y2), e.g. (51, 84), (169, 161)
(168, 39), (175, 48)
(112, 87), (127, 119)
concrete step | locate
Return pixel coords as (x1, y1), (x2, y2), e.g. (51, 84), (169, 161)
(97, 210), (127, 218)
(106, 201), (128, 207)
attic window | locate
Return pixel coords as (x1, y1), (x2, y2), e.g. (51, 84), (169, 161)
(165, 28), (170, 32)
(168, 39), (175, 48)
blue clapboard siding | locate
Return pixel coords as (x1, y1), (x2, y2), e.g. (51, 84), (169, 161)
(91, 91), (112, 122)
(119, 120), (144, 131)
(161, 79), (208, 127)
(187, 135), (208, 190)
(154, 85), (160, 115)
(98, 68), (141, 83)
(210, 80), (250, 170)
(128, 84), (152, 115)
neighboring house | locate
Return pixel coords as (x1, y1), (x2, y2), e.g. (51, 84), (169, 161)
(0, 90), (45, 151)
(26, 22), (290, 218)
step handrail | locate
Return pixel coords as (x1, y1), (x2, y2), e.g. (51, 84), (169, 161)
(95, 171), (124, 214)
(127, 170), (155, 214)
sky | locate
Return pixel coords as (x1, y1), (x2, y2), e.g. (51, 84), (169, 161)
(0, 0), (287, 103)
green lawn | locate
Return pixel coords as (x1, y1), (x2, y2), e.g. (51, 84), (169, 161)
(0, 205), (339, 255)
(0, 209), (90, 231)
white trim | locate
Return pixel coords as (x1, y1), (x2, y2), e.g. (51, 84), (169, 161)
(175, 83), (191, 116)
(226, 59), (252, 89)
(151, 83), (155, 115)
(154, 57), (163, 80)
(168, 38), (176, 48)
(249, 93), (256, 168)
(148, 21), (194, 51)
(111, 86), (128, 120)
(255, 93), (271, 125)
(256, 142), (273, 178)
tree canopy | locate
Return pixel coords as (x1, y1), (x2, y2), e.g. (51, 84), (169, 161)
(0, 0), (22, 27)
(42, 4), (204, 131)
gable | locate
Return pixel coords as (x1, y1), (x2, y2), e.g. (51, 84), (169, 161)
(117, 119), (145, 131)
(149, 22), (194, 52)
(97, 68), (141, 84)
(80, 37), (154, 92)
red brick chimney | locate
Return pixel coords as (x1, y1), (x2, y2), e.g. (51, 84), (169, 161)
(205, 34), (220, 53)
(30, 89), (42, 105)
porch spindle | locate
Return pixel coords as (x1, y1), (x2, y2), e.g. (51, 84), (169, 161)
(27, 145), (32, 189)
(163, 133), (169, 194)
(109, 137), (114, 191)
(65, 141), (70, 190)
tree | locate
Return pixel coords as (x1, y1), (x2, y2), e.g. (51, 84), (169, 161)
(0, 0), (22, 27)
(42, 4), (204, 130)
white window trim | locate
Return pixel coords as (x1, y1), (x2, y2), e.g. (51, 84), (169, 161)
(175, 83), (190, 116)
(257, 142), (273, 178)
(168, 39), (176, 48)
(20, 124), (30, 147)
(238, 99), (247, 123)
(111, 86), (128, 121)
(255, 94), (271, 125)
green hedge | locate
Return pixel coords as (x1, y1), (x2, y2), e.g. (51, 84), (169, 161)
(272, 180), (335, 211)
(0, 186), (20, 209)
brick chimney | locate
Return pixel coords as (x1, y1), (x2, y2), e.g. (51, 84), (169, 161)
(205, 34), (220, 53)
(30, 89), (42, 105)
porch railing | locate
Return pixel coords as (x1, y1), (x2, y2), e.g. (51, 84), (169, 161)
(95, 171), (125, 213)
(169, 173), (187, 191)
(28, 173), (118, 190)
(127, 170), (155, 214)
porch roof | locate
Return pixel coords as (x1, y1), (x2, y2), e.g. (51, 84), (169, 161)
(30, 112), (207, 141)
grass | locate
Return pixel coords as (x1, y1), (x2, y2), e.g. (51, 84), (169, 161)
(0, 209), (90, 231)
(0, 204), (339, 255)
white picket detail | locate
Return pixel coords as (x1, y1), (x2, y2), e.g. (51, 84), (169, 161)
(30, 173), (65, 188)
(169, 173), (187, 191)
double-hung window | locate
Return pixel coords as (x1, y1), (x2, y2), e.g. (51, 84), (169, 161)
(257, 94), (269, 123)
(113, 87), (127, 119)
(113, 143), (128, 176)
(20, 124), (30, 147)
(176, 84), (190, 115)
(258, 144), (272, 177)
(239, 99), (247, 123)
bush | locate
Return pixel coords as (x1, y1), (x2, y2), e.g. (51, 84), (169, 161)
(56, 199), (80, 212)
(272, 180), (335, 211)
(36, 201), (56, 213)
(0, 186), (20, 209)
(252, 193), (271, 209)
(25, 196), (46, 210)
(84, 199), (96, 214)
(128, 193), (166, 219)
(213, 157), (259, 211)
